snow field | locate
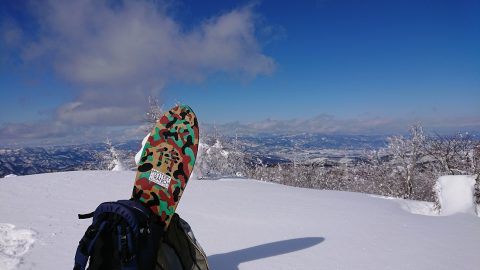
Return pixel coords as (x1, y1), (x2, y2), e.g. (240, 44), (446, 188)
(0, 171), (479, 269)
(0, 171), (132, 269)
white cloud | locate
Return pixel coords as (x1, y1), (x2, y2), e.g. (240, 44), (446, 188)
(210, 114), (480, 136)
(26, 1), (274, 86)
(0, 1), (278, 144)
(20, 0), (274, 128)
(0, 121), (70, 140)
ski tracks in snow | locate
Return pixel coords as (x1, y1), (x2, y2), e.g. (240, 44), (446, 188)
(0, 223), (36, 270)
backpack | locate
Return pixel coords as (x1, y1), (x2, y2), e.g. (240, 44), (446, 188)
(156, 213), (210, 270)
(74, 199), (210, 270)
(74, 199), (163, 270)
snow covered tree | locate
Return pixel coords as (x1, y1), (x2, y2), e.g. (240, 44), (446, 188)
(97, 138), (125, 171)
(194, 136), (249, 179)
(387, 125), (426, 199)
(473, 144), (480, 206)
(355, 149), (403, 198)
(223, 131), (249, 177)
(203, 139), (229, 178)
(468, 141), (480, 177)
(144, 96), (164, 131)
(423, 132), (476, 175)
(475, 175), (480, 206)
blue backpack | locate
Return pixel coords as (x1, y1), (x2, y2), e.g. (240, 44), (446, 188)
(74, 199), (163, 270)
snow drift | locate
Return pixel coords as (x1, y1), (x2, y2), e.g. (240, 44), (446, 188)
(1, 171), (480, 269)
(436, 175), (478, 216)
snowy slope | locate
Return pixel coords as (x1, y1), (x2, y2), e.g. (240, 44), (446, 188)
(1, 171), (480, 269)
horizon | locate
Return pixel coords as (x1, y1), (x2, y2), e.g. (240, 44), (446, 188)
(1, 0), (479, 146)
(1, 126), (478, 149)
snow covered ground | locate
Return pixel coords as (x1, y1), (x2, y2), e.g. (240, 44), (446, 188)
(1, 171), (479, 269)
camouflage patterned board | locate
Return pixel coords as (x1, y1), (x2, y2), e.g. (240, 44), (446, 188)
(132, 104), (199, 230)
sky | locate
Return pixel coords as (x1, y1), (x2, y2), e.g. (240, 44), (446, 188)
(1, 0), (479, 145)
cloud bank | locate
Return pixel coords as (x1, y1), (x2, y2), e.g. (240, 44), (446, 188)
(26, 1), (274, 86)
(1, 0), (275, 143)
(207, 114), (480, 136)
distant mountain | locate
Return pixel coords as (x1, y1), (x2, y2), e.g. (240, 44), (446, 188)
(0, 134), (387, 177)
(216, 133), (388, 165)
(0, 142), (136, 178)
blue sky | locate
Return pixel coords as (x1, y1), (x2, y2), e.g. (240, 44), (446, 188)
(1, 0), (479, 145)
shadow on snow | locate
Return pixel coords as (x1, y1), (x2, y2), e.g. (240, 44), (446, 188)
(208, 237), (325, 269)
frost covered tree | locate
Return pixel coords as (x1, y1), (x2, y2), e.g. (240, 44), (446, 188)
(423, 132), (477, 175)
(144, 96), (164, 131)
(226, 136), (249, 177)
(201, 139), (227, 178)
(473, 143), (480, 175)
(387, 125), (425, 199)
(472, 144), (480, 205)
(475, 176), (480, 206)
(97, 138), (125, 171)
(195, 136), (248, 179)
(355, 149), (403, 198)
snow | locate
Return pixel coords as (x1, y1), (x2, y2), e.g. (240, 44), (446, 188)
(0, 171), (479, 269)
(0, 224), (36, 270)
(435, 175), (478, 216)
(111, 163), (125, 171)
(398, 199), (437, 216)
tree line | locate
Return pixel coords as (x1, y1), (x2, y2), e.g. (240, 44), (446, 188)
(196, 125), (480, 202)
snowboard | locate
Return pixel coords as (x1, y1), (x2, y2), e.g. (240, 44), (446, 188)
(132, 104), (199, 230)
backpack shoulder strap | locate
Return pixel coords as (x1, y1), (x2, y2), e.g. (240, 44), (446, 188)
(74, 221), (108, 270)
(78, 212), (94, 219)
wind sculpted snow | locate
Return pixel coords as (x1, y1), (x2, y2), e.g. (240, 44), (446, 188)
(0, 171), (479, 269)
